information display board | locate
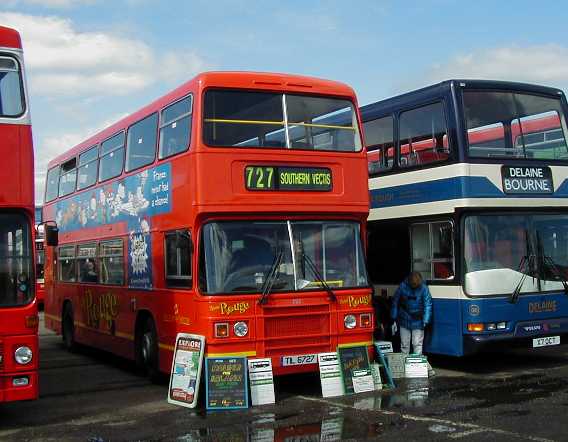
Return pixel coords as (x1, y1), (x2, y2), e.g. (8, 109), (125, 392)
(248, 358), (275, 406)
(337, 345), (370, 395)
(318, 352), (343, 398)
(205, 357), (249, 410)
(167, 333), (205, 408)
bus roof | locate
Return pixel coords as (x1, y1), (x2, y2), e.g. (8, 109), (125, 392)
(360, 79), (565, 121)
(0, 26), (22, 50)
(48, 71), (357, 168)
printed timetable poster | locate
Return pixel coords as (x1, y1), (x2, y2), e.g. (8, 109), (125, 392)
(168, 333), (205, 409)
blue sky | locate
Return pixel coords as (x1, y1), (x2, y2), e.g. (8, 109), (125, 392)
(1, 0), (568, 203)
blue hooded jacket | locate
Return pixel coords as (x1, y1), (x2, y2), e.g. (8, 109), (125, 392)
(391, 278), (433, 331)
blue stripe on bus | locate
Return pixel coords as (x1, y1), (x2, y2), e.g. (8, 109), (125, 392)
(370, 176), (568, 209)
(424, 292), (568, 356)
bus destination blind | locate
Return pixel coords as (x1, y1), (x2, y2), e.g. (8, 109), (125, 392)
(501, 166), (553, 194)
(245, 165), (332, 191)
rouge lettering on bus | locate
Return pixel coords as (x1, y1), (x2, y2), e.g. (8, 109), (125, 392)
(501, 166), (553, 194)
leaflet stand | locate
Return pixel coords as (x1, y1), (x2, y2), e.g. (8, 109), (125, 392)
(375, 345), (395, 389)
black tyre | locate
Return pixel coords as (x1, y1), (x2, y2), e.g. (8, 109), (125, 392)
(137, 317), (160, 383)
(62, 303), (77, 352)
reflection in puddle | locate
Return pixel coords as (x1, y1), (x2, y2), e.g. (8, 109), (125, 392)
(350, 378), (430, 410)
(177, 415), (381, 441)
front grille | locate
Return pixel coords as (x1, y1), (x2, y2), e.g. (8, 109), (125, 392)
(262, 303), (331, 355)
(265, 315), (329, 337)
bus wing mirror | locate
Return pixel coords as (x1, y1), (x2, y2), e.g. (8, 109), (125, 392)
(45, 224), (59, 247)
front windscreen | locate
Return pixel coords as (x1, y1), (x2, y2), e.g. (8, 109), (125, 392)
(0, 56), (24, 117)
(0, 213), (33, 306)
(464, 213), (568, 296)
(200, 220), (368, 294)
(203, 90), (362, 151)
(463, 90), (568, 160)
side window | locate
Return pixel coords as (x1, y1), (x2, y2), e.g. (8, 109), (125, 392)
(58, 158), (77, 197)
(99, 239), (124, 285)
(77, 146), (98, 190)
(410, 221), (454, 281)
(0, 56), (24, 117)
(165, 230), (192, 288)
(365, 115), (394, 175)
(99, 132), (125, 182)
(77, 243), (98, 283)
(399, 102), (449, 168)
(126, 113), (158, 172)
(159, 96), (192, 159)
(58, 245), (76, 282)
(45, 166), (60, 202)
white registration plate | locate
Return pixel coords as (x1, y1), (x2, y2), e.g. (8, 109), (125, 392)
(281, 354), (317, 366)
(533, 336), (560, 348)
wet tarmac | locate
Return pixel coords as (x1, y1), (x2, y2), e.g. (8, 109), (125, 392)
(1, 317), (568, 441)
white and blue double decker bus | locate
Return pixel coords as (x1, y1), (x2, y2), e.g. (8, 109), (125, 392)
(363, 79), (568, 356)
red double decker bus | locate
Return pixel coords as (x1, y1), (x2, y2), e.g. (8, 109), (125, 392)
(43, 72), (373, 378)
(0, 26), (38, 402)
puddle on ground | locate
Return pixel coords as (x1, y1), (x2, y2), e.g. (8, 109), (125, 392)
(450, 375), (568, 410)
(177, 415), (383, 441)
(349, 378), (431, 410)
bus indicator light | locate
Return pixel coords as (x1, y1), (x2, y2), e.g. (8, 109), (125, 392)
(467, 323), (484, 332)
(360, 313), (372, 328)
(215, 323), (229, 338)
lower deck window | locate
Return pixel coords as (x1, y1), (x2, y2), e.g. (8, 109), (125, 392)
(165, 230), (192, 287)
(100, 239), (124, 285)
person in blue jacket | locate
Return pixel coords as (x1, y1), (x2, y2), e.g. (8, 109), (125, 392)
(391, 271), (432, 355)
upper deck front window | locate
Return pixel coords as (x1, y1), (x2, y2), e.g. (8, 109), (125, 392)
(464, 90), (568, 160)
(0, 56), (24, 118)
(203, 89), (362, 152)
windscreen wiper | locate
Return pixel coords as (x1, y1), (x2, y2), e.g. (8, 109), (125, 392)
(510, 229), (536, 304)
(301, 251), (337, 302)
(258, 249), (283, 305)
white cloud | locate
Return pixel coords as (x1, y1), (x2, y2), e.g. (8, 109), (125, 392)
(427, 44), (568, 91)
(0, 12), (210, 204)
(0, 12), (209, 97)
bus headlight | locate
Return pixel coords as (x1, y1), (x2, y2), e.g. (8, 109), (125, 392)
(344, 315), (357, 329)
(14, 346), (33, 365)
(234, 321), (248, 337)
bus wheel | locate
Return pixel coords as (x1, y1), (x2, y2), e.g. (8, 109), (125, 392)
(137, 317), (160, 383)
(62, 303), (77, 352)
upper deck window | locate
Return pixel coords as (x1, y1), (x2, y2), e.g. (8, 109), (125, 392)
(77, 146), (98, 190)
(0, 56), (24, 117)
(464, 91), (568, 160)
(365, 116), (394, 174)
(126, 113), (158, 172)
(399, 102), (449, 168)
(58, 158), (77, 197)
(99, 132), (125, 182)
(45, 166), (60, 203)
(203, 89), (362, 152)
(159, 96), (192, 159)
